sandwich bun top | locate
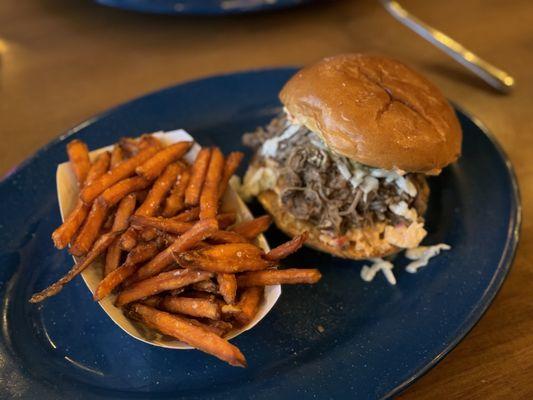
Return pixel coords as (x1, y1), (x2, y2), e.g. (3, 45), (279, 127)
(279, 53), (462, 174)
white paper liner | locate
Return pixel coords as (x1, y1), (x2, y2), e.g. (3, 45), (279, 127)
(56, 129), (281, 349)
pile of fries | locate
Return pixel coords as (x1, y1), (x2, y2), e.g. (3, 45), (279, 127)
(30, 134), (322, 367)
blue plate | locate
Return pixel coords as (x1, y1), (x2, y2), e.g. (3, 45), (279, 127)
(0, 68), (520, 399)
(95, 0), (318, 15)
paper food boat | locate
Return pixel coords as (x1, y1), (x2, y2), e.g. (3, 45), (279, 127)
(56, 129), (281, 349)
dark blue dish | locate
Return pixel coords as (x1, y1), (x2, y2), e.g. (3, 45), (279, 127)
(0, 68), (520, 399)
(95, 0), (317, 15)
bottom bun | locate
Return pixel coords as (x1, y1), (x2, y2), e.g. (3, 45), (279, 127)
(258, 190), (402, 260)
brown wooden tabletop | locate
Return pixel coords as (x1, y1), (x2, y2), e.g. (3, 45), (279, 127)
(1, 0), (531, 397)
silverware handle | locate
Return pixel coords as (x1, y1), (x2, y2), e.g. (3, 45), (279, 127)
(381, 0), (515, 93)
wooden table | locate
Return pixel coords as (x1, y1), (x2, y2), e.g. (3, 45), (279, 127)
(1, 0), (531, 397)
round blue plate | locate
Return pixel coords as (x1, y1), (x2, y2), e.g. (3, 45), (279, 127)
(95, 0), (317, 15)
(0, 69), (520, 399)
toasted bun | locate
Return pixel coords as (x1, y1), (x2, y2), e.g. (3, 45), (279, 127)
(258, 190), (400, 260)
(280, 54), (462, 173)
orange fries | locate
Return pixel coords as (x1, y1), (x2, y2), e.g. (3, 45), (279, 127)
(217, 273), (237, 304)
(86, 152), (111, 185)
(230, 215), (272, 240)
(237, 269), (322, 287)
(185, 148), (211, 206)
(81, 145), (159, 203)
(265, 233), (308, 260)
(52, 152), (110, 249)
(128, 304), (246, 367)
(70, 198), (108, 257)
(162, 168), (190, 217)
(110, 145), (124, 169)
(100, 176), (150, 207)
(95, 241), (160, 300)
(30, 230), (121, 303)
(218, 151), (244, 200)
(67, 139), (91, 187)
(32, 135), (322, 368)
(135, 163), (180, 216)
(130, 215), (192, 234)
(115, 269), (212, 306)
(176, 243), (273, 273)
(199, 148), (224, 220)
(159, 295), (221, 320)
(130, 218), (218, 282)
(172, 206), (200, 222)
(104, 193), (136, 275)
(208, 230), (248, 244)
(136, 142), (192, 181)
(233, 287), (263, 325)
(119, 227), (138, 251)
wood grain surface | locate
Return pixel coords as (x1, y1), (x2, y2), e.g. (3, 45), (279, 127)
(1, 0), (532, 398)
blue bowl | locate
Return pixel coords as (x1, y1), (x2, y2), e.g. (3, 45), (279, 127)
(0, 68), (520, 399)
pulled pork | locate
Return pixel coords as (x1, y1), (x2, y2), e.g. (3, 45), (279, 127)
(243, 113), (428, 236)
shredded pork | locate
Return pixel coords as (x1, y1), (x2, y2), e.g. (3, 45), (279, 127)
(242, 113), (428, 238)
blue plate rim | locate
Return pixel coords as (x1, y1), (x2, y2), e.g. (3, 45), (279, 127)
(385, 104), (522, 398)
(94, 0), (316, 16)
(0, 68), (522, 398)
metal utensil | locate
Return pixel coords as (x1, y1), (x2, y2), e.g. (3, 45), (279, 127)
(380, 0), (515, 93)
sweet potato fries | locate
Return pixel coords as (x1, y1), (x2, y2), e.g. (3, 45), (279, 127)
(29, 134), (322, 367)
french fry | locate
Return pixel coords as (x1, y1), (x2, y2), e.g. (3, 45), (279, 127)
(162, 168), (190, 217)
(264, 233), (308, 261)
(230, 215), (272, 240)
(115, 269), (213, 306)
(126, 241), (161, 265)
(208, 230), (248, 244)
(139, 227), (159, 242)
(129, 218), (218, 282)
(218, 151), (244, 200)
(130, 215), (193, 234)
(104, 193), (136, 275)
(191, 280), (218, 294)
(135, 163), (181, 217)
(70, 198), (109, 257)
(119, 137), (141, 156)
(199, 148), (224, 220)
(67, 139), (91, 187)
(233, 287), (263, 325)
(110, 145), (124, 169)
(135, 189), (149, 204)
(172, 206), (200, 222)
(130, 213), (234, 237)
(85, 152), (111, 185)
(136, 142), (192, 181)
(81, 145), (159, 203)
(138, 135), (163, 150)
(119, 227), (139, 251)
(237, 269), (322, 287)
(51, 202), (90, 249)
(176, 243), (272, 273)
(30, 230), (121, 303)
(99, 176), (150, 207)
(207, 320), (233, 336)
(217, 212), (237, 229)
(141, 295), (162, 308)
(217, 273), (237, 304)
(51, 152), (110, 249)
(119, 135), (162, 157)
(95, 241), (160, 300)
(185, 148), (211, 206)
(127, 304), (246, 367)
(159, 296), (221, 320)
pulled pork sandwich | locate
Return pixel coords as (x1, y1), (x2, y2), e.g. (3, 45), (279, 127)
(240, 54), (462, 260)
